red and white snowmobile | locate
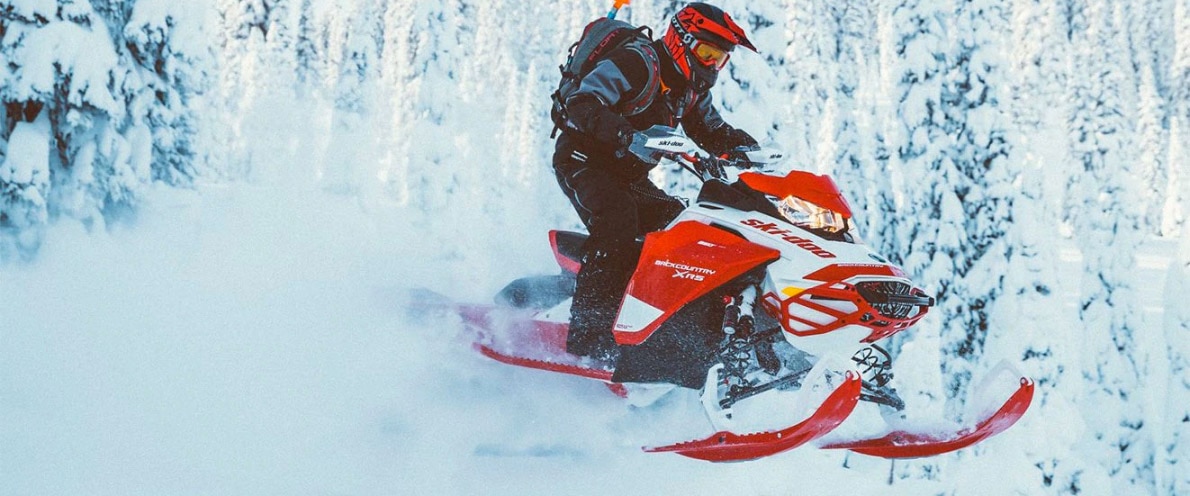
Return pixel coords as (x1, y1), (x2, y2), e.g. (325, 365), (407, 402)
(440, 127), (1033, 462)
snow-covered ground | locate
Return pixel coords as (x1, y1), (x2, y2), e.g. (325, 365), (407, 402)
(0, 177), (1174, 496)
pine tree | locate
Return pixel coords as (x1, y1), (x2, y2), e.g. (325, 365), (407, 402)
(935, 0), (1015, 411)
(877, 0), (952, 482)
(295, 0), (320, 91)
(1160, 2), (1190, 492)
(882, 0), (951, 300)
(1067, 0), (1155, 491)
(1164, 206), (1190, 495)
(778, 0), (829, 171)
(2, 0), (133, 255)
(999, 2), (1084, 491)
(820, 0), (893, 263)
(125, 1), (216, 185)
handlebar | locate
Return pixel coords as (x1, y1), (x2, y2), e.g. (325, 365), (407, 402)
(627, 125), (783, 182)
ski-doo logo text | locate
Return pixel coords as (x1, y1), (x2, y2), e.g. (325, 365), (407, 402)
(656, 259), (715, 281)
(740, 219), (837, 258)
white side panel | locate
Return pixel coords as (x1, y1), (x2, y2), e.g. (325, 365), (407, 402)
(614, 294), (665, 334)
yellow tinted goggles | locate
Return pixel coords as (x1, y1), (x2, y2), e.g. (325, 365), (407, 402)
(691, 40), (730, 69)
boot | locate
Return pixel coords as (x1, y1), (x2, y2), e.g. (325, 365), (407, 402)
(566, 245), (635, 362)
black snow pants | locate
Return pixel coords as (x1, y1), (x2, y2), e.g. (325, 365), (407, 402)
(552, 145), (685, 361)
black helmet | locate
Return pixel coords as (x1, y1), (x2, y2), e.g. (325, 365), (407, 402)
(661, 3), (756, 92)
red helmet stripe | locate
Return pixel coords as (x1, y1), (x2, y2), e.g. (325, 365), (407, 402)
(663, 28), (694, 79)
(720, 12), (755, 51)
(677, 7), (741, 47)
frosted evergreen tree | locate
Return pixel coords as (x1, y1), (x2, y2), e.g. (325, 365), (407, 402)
(0, 0), (213, 259)
(1009, 0), (1073, 221)
(871, 0), (957, 271)
(997, 2), (1082, 491)
(776, 0), (828, 171)
(1135, 64), (1170, 235)
(1067, 1), (1154, 492)
(1168, 1), (1190, 237)
(874, 0), (952, 482)
(935, 0), (1015, 410)
(1164, 207), (1190, 495)
(214, 0), (259, 175)
(1161, 2), (1190, 491)
(335, 0), (384, 113)
(377, 0), (420, 204)
(124, 1), (215, 186)
(1, 0), (132, 256)
(320, 0), (384, 194)
(294, 0), (320, 92)
(818, 0), (889, 250)
(389, 0), (472, 217)
(880, 0), (950, 300)
(1122, 2), (1175, 236)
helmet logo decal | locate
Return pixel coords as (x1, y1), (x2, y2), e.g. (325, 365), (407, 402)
(675, 7), (742, 47)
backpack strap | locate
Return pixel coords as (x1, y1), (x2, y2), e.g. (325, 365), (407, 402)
(616, 40), (661, 117)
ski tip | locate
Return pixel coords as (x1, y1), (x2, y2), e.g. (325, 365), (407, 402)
(820, 374), (1034, 459)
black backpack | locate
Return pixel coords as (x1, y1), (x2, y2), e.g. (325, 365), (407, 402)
(550, 17), (661, 138)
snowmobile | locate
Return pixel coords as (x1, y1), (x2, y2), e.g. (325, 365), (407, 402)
(432, 126), (1033, 462)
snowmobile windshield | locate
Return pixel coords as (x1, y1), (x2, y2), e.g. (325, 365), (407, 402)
(777, 195), (848, 234)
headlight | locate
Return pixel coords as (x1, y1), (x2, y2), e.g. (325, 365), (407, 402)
(777, 196), (846, 233)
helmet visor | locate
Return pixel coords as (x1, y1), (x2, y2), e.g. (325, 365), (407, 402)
(691, 40), (730, 70)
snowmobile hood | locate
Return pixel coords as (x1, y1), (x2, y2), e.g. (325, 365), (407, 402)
(739, 171), (853, 220)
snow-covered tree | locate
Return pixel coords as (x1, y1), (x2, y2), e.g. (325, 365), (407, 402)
(1, 1), (125, 250)
(777, 0), (829, 171)
(934, 0), (1015, 410)
(0, 0), (212, 259)
(1066, 1), (1155, 492)
(388, 0), (473, 217)
(821, 0), (877, 196)
(880, 0), (950, 306)
(294, 0), (320, 91)
(124, 1), (215, 185)
(1164, 209), (1190, 495)
(871, 0), (953, 483)
(1161, 2), (1190, 492)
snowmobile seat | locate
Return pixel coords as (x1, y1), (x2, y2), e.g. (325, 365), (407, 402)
(550, 230), (647, 274)
(551, 230), (588, 270)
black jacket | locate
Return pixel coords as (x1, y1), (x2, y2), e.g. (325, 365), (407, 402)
(556, 40), (757, 181)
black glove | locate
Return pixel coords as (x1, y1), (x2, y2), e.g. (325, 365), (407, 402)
(564, 94), (635, 149)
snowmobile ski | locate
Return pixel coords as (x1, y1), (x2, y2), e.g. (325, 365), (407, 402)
(643, 371), (861, 462)
(819, 376), (1034, 458)
(460, 304), (628, 396)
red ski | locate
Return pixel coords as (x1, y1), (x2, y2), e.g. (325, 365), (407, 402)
(819, 377), (1034, 458)
(644, 371), (861, 462)
(460, 304), (628, 396)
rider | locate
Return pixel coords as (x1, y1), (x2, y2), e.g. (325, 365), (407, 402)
(554, 3), (761, 361)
